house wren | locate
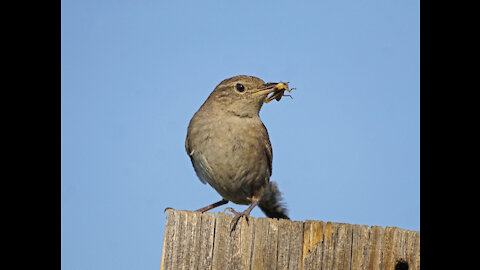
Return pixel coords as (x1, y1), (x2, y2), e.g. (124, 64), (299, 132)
(185, 75), (290, 228)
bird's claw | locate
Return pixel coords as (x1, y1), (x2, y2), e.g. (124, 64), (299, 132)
(223, 207), (234, 213)
(164, 207), (174, 213)
(224, 207), (250, 233)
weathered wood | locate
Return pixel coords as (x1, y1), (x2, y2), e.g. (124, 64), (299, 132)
(160, 210), (420, 270)
(211, 212), (232, 270)
(302, 220), (324, 269)
(368, 225), (386, 270)
(197, 211), (215, 269)
(231, 214), (254, 270)
(288, 221), (305, 270)
(351, 224), (372, 269)
(277, 219), (304, 270)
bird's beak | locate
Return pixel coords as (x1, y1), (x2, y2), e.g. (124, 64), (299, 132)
(250, 82), (293, 103)
(250, 82), (283, 96)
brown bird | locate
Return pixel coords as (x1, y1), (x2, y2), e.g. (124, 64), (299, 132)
(185, 75), (290, 228)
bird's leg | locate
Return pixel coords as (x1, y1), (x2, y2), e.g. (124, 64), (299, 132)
(163, 199), (228, 213)
(225, 198), (260, 232)
(194, 199), (228, 213)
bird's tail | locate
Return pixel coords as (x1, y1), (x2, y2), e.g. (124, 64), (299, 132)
(259, 181), (290, 219)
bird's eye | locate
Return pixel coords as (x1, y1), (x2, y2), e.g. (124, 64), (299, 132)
(235, 83), (245, 92)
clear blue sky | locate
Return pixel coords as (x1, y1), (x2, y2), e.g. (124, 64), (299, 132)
(61, 1), (419, 269)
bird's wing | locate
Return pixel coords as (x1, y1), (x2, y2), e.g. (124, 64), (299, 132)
(185, 136), (207, 184)
(261, 123), (273, 177)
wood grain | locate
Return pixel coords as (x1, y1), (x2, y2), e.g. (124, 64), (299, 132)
(160, 210), (420, 270)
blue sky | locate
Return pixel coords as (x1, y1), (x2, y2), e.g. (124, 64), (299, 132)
(61, 1), (419, 269)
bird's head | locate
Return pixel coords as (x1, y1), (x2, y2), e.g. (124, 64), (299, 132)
(202, 75), (285, 118)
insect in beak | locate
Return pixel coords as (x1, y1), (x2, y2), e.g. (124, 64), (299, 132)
(263, 82), (295, 103)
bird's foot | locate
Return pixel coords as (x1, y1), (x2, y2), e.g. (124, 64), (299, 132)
(163, 207), (174, 213)
(224, 207), (251, 232)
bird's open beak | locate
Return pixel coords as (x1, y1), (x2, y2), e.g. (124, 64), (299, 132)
(250, 82), (283, 96)
(250, 82), (293, 103)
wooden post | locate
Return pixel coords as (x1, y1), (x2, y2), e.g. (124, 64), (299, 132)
(160, 210), (419, 270)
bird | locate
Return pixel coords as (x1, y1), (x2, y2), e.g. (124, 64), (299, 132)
(185, 75), (290, 229)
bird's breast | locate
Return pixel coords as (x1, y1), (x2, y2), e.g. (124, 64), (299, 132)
(189, 114), (270, 203)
